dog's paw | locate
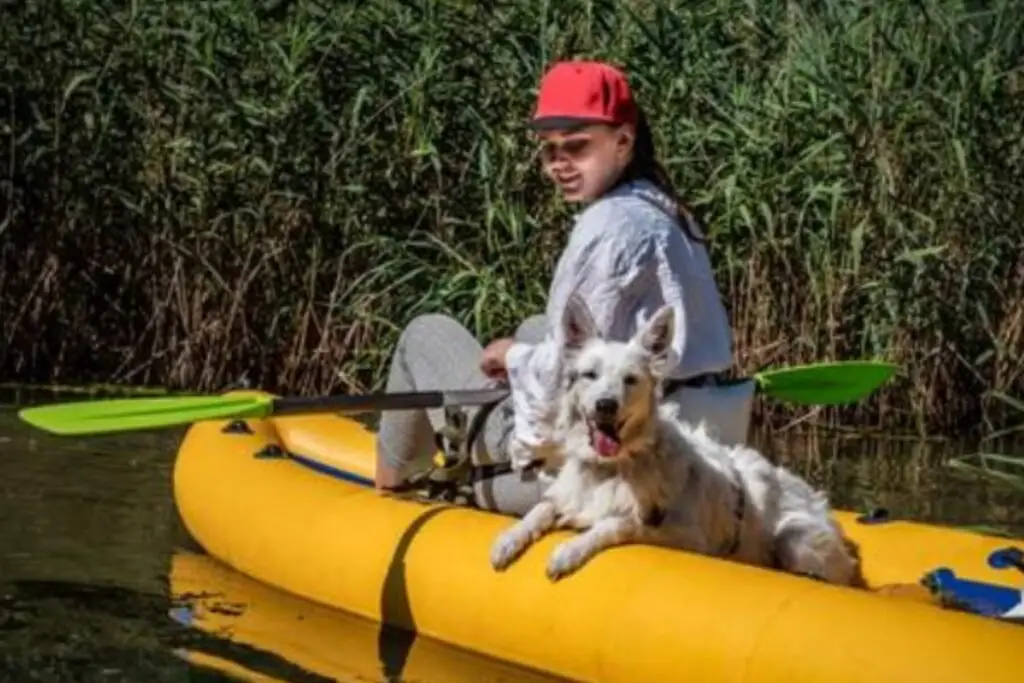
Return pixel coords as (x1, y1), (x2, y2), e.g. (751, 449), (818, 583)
(490, 529), (530, 571)
(546, 540), (589, 581)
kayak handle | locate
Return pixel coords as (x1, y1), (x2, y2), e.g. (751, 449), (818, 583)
(988, 547), (1024, 575)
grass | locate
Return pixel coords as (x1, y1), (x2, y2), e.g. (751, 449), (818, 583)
(2, 0), (1023, 438)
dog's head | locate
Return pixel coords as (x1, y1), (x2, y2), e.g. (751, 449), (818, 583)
(557, 293), (677, 461)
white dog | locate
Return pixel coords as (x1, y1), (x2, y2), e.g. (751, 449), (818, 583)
(489, 294), (863, 586)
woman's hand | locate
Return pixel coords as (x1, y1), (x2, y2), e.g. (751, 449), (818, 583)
(480, 337), (516, 380)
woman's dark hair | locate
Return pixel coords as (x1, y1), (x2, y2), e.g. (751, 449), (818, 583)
(614, 107), (707, 243)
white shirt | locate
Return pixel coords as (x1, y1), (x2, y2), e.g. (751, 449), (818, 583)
(503, 179), (734, 467)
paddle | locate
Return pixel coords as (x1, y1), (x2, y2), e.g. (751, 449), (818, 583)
(749, 359), (898, 406)
(17, 387), (514, 437)
(17, 360), (897, 437)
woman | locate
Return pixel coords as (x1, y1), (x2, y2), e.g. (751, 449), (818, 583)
(375, 60), (751, 515)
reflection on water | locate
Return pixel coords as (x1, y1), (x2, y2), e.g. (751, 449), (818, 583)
(1, 396), (1023, 681)
(0, 400), (571, 682)
(0, 403), (202, 682)
(169, 549), (567, 683)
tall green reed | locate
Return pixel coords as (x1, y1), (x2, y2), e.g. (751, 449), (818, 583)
(1, 0), (1022, 437)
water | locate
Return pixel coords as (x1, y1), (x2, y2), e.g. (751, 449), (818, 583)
(758, 428), (1024, 538)
(1, 398), (1022, 682)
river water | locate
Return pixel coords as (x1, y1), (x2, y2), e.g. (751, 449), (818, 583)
(1, 395), (1022, 682)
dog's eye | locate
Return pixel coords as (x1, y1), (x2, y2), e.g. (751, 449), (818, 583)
(581, 370), (598, 381)
(623, 374), (638, 386)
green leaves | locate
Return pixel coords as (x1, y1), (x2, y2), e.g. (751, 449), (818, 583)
(2, 0), (1022, 437)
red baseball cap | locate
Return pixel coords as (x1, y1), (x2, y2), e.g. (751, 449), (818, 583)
(530, 60), (638, 130)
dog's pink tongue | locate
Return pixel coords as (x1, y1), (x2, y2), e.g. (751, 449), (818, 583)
(593, 430), (620, 457)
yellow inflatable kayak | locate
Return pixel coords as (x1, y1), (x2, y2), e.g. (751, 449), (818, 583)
(172, 391), (1024, 683)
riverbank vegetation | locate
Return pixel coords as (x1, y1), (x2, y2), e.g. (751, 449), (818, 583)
(948, 391), (1024, 491)
(3, 0), (1022, 438)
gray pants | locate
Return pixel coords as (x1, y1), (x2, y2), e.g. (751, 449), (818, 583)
(376, 313), (549, 516)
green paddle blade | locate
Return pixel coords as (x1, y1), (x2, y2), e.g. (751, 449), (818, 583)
(18, 394), (275, 437)
(755, 360), (898, 406)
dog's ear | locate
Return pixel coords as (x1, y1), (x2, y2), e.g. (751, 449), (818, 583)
(632, 304), (677, 376)
(560, 292), (599, 351)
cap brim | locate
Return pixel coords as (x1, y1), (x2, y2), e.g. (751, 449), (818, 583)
(527, 116), (615, 131)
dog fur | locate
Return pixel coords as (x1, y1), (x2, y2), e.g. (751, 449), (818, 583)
(489, 293), (864, 585)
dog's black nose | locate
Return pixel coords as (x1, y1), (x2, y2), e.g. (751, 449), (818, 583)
(595, 398), (619, 417)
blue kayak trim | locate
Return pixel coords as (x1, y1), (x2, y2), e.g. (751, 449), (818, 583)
(922, 567), (1024, 621)
(286, 449), (376, 488)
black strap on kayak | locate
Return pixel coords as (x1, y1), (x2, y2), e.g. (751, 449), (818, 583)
(380, 457), (546, 506)
(432, 389), (504, 469)
(467, 458), (545, 484)
(383, 387), (550, 506)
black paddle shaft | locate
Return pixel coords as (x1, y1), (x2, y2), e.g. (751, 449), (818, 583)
(269, 387), (512, 417)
